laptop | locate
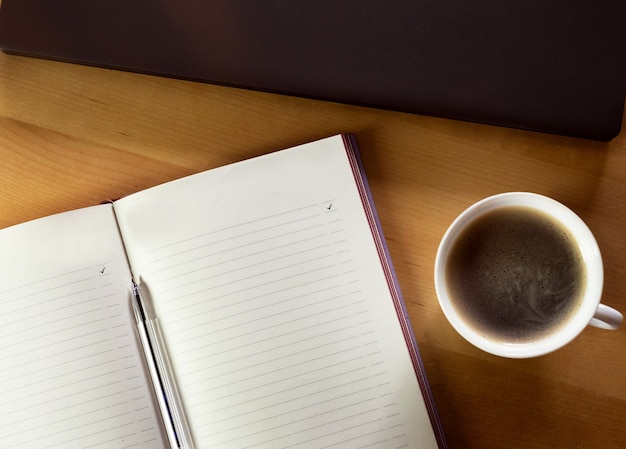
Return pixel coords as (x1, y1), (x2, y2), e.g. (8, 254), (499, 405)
(1, 0), (625, 141)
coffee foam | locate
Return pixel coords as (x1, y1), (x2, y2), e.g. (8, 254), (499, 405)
(446, 206), (585, 343)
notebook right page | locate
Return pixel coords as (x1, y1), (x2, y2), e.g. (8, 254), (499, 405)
(114, 135), (443, 449)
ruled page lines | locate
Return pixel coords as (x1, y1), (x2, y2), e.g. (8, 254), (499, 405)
(143, 200), (410, 448)
(0, 265), (164, 449)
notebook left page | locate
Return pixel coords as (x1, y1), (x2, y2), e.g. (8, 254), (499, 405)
(0, 205), (167, 449)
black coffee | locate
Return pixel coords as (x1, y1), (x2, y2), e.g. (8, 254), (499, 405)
(445, 206), (586, 343)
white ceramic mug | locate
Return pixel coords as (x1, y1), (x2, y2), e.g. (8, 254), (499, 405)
(434, 192), (622, 358)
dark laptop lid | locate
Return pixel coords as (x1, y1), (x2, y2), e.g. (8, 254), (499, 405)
(1, 0), (625, 141)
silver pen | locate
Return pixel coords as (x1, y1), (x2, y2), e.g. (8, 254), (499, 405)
(131, 279), (195, 449)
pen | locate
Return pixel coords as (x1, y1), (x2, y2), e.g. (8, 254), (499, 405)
(131, 280), (195, 449)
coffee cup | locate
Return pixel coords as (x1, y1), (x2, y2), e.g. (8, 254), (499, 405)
(434, 192), (622, 358)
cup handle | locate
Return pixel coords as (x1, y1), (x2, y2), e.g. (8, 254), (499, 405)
(589, 303), (623, 330)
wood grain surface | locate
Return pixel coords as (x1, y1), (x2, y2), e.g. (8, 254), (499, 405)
(1, 48), (625, 449)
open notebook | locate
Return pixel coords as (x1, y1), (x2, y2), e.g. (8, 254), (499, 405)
(0, 135), (446, 449)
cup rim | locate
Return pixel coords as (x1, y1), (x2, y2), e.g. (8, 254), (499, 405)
(434, 192), (603, 358)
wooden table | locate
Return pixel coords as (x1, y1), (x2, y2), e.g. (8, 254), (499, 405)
(1, 49), (625, 449)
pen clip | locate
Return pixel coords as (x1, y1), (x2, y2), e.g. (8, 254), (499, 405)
(131, 279), (195, 449)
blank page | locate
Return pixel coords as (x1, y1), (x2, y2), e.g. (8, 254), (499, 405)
(0, 205), (167, 449)
(115, 136), (440, 448)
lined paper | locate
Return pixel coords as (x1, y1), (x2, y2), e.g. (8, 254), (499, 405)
(0, 206), (166, 449)
(146, 201), (413, 448)
(115, 136), (439, 449)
